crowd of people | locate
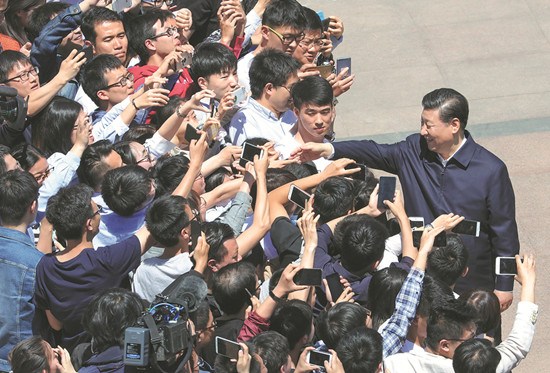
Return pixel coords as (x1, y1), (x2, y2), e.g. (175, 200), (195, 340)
(0, 0), (539, 372)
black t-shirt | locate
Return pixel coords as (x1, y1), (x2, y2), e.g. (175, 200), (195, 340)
(270, 216), (303, 268)
(175, 0), (221, 46)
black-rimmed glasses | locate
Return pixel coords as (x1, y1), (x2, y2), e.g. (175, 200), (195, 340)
(149, 26), (179, 40)
(2, 66), (39, 83)
(100, 72), (134, 90)
(265, 26), (305, 45)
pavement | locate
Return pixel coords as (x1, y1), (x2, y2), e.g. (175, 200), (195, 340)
(300, 0), (550, 370)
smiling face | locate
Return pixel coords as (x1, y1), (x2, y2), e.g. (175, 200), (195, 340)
(420, 108), (460, 158)
(292, 29), (323, 64)
(199, 68), (239, 100)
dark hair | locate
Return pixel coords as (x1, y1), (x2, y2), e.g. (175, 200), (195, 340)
(425, 300), (477, 352)
(10, 143), (45, 171)
(82, 288), (144, 353)
(422, 88), (469, 130)
(121, 125), (156, 144)
(214, 342), (262, 373)
(453, 338), (501, 373)
(252, 331), (290, 373)
(427, 233), (469, 287)
(101, 165), (152, 216)
(0, 144), (11, 174)
(316, 302), (369, 349)
(333, 214), (388, 275)
(0, 50), (30, 83)
(459, 290), (501, 335)
(189, 42), (237, 83)
(77, 140), (118, 191)
(8, 336), (49, 373)
(151, 96), (184, 129)
(283, 162), (317, 180)
(270, 300), (313, 350)
(127, 9), (173, 64)
(313, 176), (355, 224)
(46, 184), (95, 240)
(367, 267), (408, 331)
(249, 49), (300, 99)
(26, 2), (70, 42)
(204, 221), (236, 263)
(113, 140), (137, 165)
(212, 261), (257, 315)
(146, 195), (190, 247)
(416, 274), (455, 318)
(266, 168), (297, 192)
(351, 177), (377, 210)
(81, 54), (124, 106)
(205, 167), (232, 193)
(31, 96), (83, 157)
(336, 327), (383, 373)
(0, 170), (39, 225)
(291, 75), (333, 109)
(4, 0), (42, 45)
(302, 7), (323, 33)
(151, 154), (189, 197)
(81, 7), (123, 44)
(262, 0), (307, 31)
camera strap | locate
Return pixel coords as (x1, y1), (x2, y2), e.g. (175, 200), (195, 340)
(143, 313), (163, 346)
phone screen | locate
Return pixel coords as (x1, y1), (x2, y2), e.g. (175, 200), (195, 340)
(409, 217), (425, 229)
(345, 163), (367, 181)
(378, 176), (396, 208)
(325, 272), (344, 300)
(188, 220), (201, 253)
(452, 219), (480, 237)
(294, 268), (322, 286)
(336, 57), (352, 76)
(288, 185), (311, 210)
(184, 123), (200, 142)
(308, 350), (331, 366)
(240, 142), (263, 165)
(216, 337), (241, 359)
(498, 257), (517, 275)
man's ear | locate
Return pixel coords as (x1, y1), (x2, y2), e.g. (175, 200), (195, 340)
(461, 266), (469, 278)
(264, 82), (275, 97)
(207, 259), (218, 272)
(260, 25), (270, 43)
(144, 38), (157, 53)
(84, 40), (95, 54)
(372, 260), (381, 271)
(30, 200), (38, 215)
(96, 89), (109, 102)
(439, 339), (451, 355)
(450, 117), (461, 134)
(197, 77), (208, 91)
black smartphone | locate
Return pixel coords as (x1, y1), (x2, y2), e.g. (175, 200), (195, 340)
(345, 163), (367, 181)
(188, 220), (201, 253)
(215, 336), (241, 359)
(184, 123), (200, 142)
(378, 176), (396, 208)
(412, 229), (447, 248)
(325, 272), (344, 301)
(452, 219), (481, 237)
(336, 57), (351, 76)
(80, 45), (93, 61)
(209, 98), (218, 118)
(288, 184), (311, 210)
(239, 142), (263, 167)
(294, 268), (322, 286)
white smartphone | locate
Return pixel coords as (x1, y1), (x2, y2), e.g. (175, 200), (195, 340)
(452, 219), (481, 237)
(409, 217), (425, 229)
(112, 0), (132, 13)
(215, 336), (241, 359)
(307, 350), (332, 366)
(232, 86), (247, 106)
(495, 257), (519, 275)
(288, 184), (311, 210)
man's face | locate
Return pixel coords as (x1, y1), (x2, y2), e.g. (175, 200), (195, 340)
(268, 73), (299, 115)
(214, 238), (241, 270)
(420, 108), (457, 155)
(192, 171), (205, 195)
(292, 29), (323, 65)
(264, 25), (304, 55)
(3, 154), (21, 171)
(99, 66), (134, 106)
(104, 150), (125, 170)
(442, 322), (476, 359)
(92, 20), (128, 63)
(60, 27), (84, 52)
(4, 62), (40, 98)
(295, 102), (333, 141)
(203, 68), (239, 100)
(149, 18), (181, 58)
(130, 142), (155, 170)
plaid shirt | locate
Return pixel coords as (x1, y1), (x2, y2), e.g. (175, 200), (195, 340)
(380, 266), (425, 358)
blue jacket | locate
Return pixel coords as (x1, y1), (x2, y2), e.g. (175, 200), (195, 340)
(0, 227), (43, 371)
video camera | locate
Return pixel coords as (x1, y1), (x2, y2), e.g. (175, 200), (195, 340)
(0, 86), (27, 132)
(124, 274), (207, 373)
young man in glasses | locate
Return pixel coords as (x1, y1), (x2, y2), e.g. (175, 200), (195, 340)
(236, 0), (306, 93)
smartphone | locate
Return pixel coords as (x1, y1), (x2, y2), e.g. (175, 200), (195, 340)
(409, 217), (425, 229)
(412, 228), (447, 248)
(378, 176), (396, 209)
(239, 142), (264, 167)
(181, 51), (193, 67)
(184, 123), (200, 143)
(215, 336), (241, 359)
(188, 220), (201, 253)
(79, 45), (93, 61)
(288, 184), (311, 210)
(336, 57), (352, 76)
(112, 0), (133, 13)
(209, 98), (218, 118)
(344, 163), (367, 181)
(232, 86), (247, 106)
(452, 219), (481, 237)
(495, 257), (519, 275)
(325, 272), (344, 301)
(293, 268), (322, 286)
(307, 350), (332, 366)
(312, 65), (333, 79)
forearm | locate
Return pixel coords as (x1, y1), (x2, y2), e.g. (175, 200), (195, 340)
(236, 176), (269, 256)
(172, 162), (201, 197)
(27, 75), (68, 116)
(156, 111), (185, 142)
(202, 178), (242, 209)
(396, 215), (416, 260)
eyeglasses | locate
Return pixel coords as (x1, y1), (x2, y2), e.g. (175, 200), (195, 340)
(2, 66), (39, 83)
(92, 205), (104, 217)
(197, 320), (217, 333)
(142, 0), (175, 7)
(280, 83), (296, 94)
(100, 72), (134, 90)
(136, 147), (152, 165)
(266, 26), (305, 45)
(300, 38), (324, 49)
(149, 26), (180, 40)
(32, 166), (54, 183)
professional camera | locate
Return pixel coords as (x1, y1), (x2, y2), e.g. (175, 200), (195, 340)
(124, 274), (207, 373)
(0, 86), (27, 132)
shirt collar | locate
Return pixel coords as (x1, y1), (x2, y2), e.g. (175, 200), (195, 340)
(437, 136), (467, 166)
(421, 131), (476, 168)
(249, 98), (280, 121)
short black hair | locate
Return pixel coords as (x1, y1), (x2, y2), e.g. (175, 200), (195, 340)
(81, 7), (123, 45)
(121, 125), (156, 144)
(8, 336), (50, 373)
(46, 184), (95, 240)
(367, 267), (408, 331)
(145, 195), (190, 247)
(425, 299), (477, 352)
(77, 140), (117, 191)
(270, 300), (313, 350)
(26, 2), (70, 42)
(351, 177), (377, 210)
(316, 302), (369, 349)
(0, 170), (39, 225)
(205, 167), (232, 193)
(302, 7), (323, 33)
(459, 289), (501, 335)
(336, 327), (383, 373)
(212, 261), (257, 315)
(0, 145), (11, 175)
(10, 143), (45, 171)
(291, 75), (333, 109)
(427, 233), (469, 287)
(249, 49), (300, 99)
(313, 176), (355, 224)
(0, 50), (29, 83)
(262, 0), (307, 31)
(453, 338), (501, 373)
(189, 42), (237, 82)
(127, 9), (173, 64)
(422, 88), (469, 130)
(113, 140), (137, 165)
(333, 214), (388, 275)
(81, 54), (124, 106)
(151, 154), (189, 197)
(101, 165), (152, 216)
(252, 331), (290, 373)
(204, 221), (236, 263)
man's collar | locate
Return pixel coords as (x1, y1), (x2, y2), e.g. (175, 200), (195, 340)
(420, 131), (476, 168)
(249, 98), (280, 120)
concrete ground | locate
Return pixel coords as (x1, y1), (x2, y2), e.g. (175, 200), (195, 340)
(300, 0), (550, 370)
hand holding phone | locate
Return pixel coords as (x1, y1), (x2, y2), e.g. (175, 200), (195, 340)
(215, 336), (241, 359)
(495, 257), (520, 275)
(336, 57), (351, 76)
(239, 142), (264, 167)
(378, 176), (396, 209)
(325, 272), (344, 301)
(307, 350), (332, 367)
(288, 184), (312, 210)
(184, 123), (201, 143)
(452, 219), (480, 237)
(293, 268), (322, 286)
